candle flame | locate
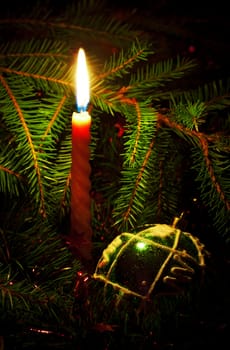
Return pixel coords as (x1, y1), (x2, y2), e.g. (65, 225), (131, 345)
(76, 48), (90, 112)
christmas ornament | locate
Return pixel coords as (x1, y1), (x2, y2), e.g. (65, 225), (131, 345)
(93, 224), (207, 304)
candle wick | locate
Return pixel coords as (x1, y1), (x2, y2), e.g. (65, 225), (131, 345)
(77, 105), (88, 113)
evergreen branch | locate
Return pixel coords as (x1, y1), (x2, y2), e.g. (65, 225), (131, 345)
(0, 279), (49, 310)
(130, 99), (142, 163)
(0, 39), (69, 58)
(0, 219), (79, 322)
(94, 56), (196, 107)
(0, 67), (72, 90)
(0, 52), (68, 59)
(62, 172), (71, 214)
(171, 100), (206, 131)
(46, 134), (72, 223)
(113, 109), (229, 233)
(0, 39), (74, 94)
(122, 136), (155, 228)
(41, 95), (67, 141)
(158, 114), (227, 145)
(0, 265), (76, 327)
(169, 79), (230, 113)
(0, 75), (46, 216)
(0, 18), (132, 40)
(36, 97), (72, 221)
(90, 86), (139, 116)
(113, 105), (158, 230)
(0, 0), (139, 46)
(191, 144), (230, 237)
(199, 138), (230, 212)
(100, 41), (153, 80)
(140, 129), (181, 224)
(0, 129), (26, 196)
(157, 160), (164, 220)
(0, 18), (113, 36)
(91, 83), (152, 120)
(124, 57), (197, 98)
(0, 165), (22, 180)
(0, 161), (24, 197)
(158, 113), (230, 235)
(0, 156), (25, 197)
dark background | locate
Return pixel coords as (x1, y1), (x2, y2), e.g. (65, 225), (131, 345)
(2, 0), (230, 84)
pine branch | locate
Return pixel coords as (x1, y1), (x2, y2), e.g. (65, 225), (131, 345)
(192, 139), (230, 238)
(112, 102), (157, 230)
(101, 40), (153, 80)
(47, 133), (72, 225)
(124, 56), (197, 101)
(0, 0), (140, 50)
(169, 79), (230, 114)
(0, 219), (79, 325)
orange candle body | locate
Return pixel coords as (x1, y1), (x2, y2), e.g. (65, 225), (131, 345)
(71, 111), (92, 261)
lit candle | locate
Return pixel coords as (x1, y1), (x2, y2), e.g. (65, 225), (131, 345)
(70, 48), (92, 262)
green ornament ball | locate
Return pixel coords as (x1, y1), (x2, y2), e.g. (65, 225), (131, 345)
(93, 224), (207, 301)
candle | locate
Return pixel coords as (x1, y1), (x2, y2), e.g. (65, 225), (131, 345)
(70, 48), (92, 262)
